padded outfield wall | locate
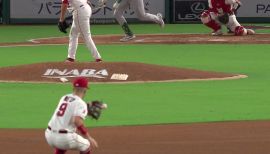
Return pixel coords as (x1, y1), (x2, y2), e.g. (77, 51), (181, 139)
(1, 0), (269, 24)
(172, 0), (270, 23)
(2, 0), (168, 24)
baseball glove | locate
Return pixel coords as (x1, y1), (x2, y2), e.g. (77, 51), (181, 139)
(58, 20), (69, 34)
(217, 13), (229, 24)
(87, 100), (105, 120)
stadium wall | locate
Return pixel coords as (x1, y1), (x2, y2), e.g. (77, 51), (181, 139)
(1, 0), (269, 24)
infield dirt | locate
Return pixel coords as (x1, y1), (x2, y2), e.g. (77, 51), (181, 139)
(0, 33), (268, 154)
(1, 34), (270, 47)
(1, 121), (270, 154)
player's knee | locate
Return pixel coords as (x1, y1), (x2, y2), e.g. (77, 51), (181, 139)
(113, 8), (121, 18)
(234, 26), (247, 36)
(201, 11), (211, 24)
(79, 140), (90, 152)
(137, 12), (147, 21)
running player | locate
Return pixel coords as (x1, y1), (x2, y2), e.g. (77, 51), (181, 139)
(113, 0), (165, 42)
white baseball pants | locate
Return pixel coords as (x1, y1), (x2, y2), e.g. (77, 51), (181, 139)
(45, 129), (90, 152)
(114, 0), (160, 25)
(68, 4), (101, 60)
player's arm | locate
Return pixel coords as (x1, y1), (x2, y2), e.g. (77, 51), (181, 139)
(74, 116), (98, 148)
(60, 0), (68, 22)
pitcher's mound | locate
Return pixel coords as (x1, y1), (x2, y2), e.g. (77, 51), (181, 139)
(0, 62), (247, 83)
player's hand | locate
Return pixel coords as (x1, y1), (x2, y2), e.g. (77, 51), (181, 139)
(88, 136), (98, 148)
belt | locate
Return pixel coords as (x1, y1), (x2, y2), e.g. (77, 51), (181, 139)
(48, 126), (68, 134)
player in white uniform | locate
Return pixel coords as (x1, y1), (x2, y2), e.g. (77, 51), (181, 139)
(59, 0), (102, 62)
(113, 0), (165, 42)
(45, 77), (98, 154)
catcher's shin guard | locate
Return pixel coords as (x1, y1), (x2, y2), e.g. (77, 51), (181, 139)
(234, 26), (247, 36)
(201, 10), (221, 32)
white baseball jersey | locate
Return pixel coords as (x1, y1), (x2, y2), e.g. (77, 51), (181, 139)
(48, 94), (88, 132)
(45, 94), (90, 151)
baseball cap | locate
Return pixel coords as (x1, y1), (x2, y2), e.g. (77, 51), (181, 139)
(73, 77), (89, 89)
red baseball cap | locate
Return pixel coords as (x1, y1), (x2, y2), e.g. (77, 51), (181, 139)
(73, 77), (89, 89)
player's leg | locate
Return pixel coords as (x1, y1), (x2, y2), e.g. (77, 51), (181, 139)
(45, 129), (67, 154)
(77, 5), (102, 61)
(66, 14), (80, 62)
(227, 15), (255, 36)
(69, 133), (91, 153)
(113, 0), (135, 42)
(200, 10), (222, 36)
(132, 0), (164, 28)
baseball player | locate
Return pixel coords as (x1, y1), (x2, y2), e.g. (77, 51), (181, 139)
(201, 0), (255, 36)
(58, 0), (102, 62)
(45, 77), (98, 154)
(113, 0), (165, 42)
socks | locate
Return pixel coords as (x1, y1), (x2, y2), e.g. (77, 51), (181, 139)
(121, 22), (133, 36)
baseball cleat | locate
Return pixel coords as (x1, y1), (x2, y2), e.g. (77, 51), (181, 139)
(120, 35), (136, 42)
(95, 59), (103, 62)
(65, 58), (75, 62)
(211, 29), (223, 36)
(157, 13), (165, 28)
(247, 29), (255, 35)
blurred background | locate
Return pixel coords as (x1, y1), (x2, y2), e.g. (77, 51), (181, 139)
(0, 0), (269, 25)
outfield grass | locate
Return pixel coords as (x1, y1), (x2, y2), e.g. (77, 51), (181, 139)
(0, 24), (270, 128)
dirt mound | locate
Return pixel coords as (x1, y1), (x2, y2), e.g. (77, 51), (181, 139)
(0, 62), (246, 83)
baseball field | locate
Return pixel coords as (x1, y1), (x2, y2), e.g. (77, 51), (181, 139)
(1, 24), (270, 154)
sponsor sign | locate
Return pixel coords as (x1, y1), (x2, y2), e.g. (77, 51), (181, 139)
(173, 0), (208, 23)
(111, 74), (129, 81)
(43, 68), (129, 81)
(10, 0), (165, 22)
(237, 0), (270, 17)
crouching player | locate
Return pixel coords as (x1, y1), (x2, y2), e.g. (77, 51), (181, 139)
(201, 0), (255, 36)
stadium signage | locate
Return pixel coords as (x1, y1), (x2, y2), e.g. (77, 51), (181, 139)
(173, 0), (208, 23)
(237, 0), (270, 18)
(10, 0), (165, 24)
(256, 4), (270, 13)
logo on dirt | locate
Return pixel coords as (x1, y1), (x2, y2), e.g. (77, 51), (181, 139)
(43, 69), (109, 79)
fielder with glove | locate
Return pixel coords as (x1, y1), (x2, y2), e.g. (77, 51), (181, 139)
(45, 77), (107, 154)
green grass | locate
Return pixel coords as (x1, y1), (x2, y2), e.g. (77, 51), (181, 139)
(1, 41), (270, 128)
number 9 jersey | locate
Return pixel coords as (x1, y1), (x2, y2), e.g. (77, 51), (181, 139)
(48, 94), (88, 133)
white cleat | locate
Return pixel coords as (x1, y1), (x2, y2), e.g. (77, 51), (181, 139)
(157, 13), (165, 28)
(247, 29), (255, 35)
(120, 35), (136, 42)
(211, 29), (223, 36)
